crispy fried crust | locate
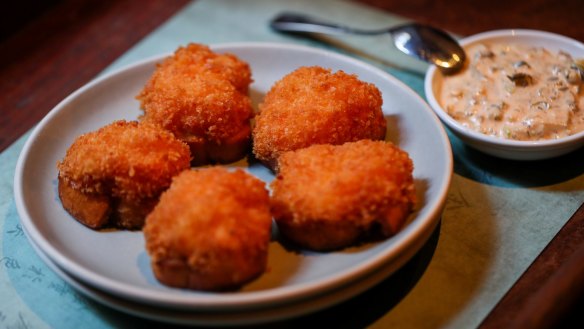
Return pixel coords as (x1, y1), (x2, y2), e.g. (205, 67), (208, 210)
(57, 120), (191, 229)
(143, 167), (272, 291)
(252, 66), (387, 171)
(270, 140), (416, 251)
(137, 43), (254, 165)
(147, 43), (252, 93)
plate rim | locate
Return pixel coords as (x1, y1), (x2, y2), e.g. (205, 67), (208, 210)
(14, 41), (453, 310)
(23, 217), (439, 326)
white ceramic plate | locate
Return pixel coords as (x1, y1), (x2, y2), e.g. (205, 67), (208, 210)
(425, 29), (584, 160)
(14, 43), (452, 312)
(25, 222), (433, 326)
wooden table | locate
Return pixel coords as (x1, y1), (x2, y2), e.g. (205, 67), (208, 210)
(2, 0), (583, 327)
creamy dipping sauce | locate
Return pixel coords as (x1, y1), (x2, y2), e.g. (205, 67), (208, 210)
(440, 43), (584, 141)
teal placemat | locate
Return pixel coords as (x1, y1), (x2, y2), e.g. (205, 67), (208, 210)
(2, 0), (583, 328)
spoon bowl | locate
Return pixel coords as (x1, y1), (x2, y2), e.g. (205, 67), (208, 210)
(270, 12), (466, 74)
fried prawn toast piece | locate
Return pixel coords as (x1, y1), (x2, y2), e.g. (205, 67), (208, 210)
(137, 43), (254, 165)
(57, 121), (191, 230)
(270, 140), (416, 251)
(150, 43), (252, 93)
(144, 168), (272, 291)
(252, 66), (387, 171)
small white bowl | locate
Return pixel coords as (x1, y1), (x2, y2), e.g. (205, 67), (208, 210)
(424, 29), (584, 160)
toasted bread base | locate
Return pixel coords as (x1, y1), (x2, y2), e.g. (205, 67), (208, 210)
(276, 203), (412, 251)
(58, 176), (111, 229)
(151, 253), (267, 291)
(58, 177), (157, 230)
(187, 126), (251, 166)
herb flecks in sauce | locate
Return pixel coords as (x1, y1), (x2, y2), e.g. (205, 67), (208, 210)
(507, 73), (533, 87)
(440, 43), (584, 141)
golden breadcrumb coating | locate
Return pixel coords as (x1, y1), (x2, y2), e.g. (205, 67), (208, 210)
(147, 43), (252, 93)
(137, 43), (254, 165)
(252, 66), (387, 170)
(270, 140), (416, 251)
(144, 167), (272, 291)
(57, 120), (191, 229)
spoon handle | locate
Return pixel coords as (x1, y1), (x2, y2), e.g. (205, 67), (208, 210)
(270, 12), (387, 36)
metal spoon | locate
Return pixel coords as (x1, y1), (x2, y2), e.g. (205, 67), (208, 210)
(270, 12), (466, 74)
